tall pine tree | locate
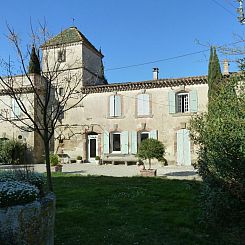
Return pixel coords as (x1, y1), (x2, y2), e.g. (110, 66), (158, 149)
(28, 46), (41, 74)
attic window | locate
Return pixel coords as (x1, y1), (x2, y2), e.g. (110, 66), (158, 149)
(57, 49), (66, 62)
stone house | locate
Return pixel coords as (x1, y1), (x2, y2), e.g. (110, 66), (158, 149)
(0, 27), (228, 165)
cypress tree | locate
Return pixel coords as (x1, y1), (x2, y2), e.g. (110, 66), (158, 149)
(208, 47), (223, 101)
(28, 46), (41, 74)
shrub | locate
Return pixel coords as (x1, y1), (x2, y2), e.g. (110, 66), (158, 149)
(190, 76), (245, 242)
(0, 181), (39, 208)
(50, 154), (59, 166)
(137, 138), (165, 169)
(76, 156), (82, 160)
(0, 140), (26, 165)
(95, 156), (100, 160)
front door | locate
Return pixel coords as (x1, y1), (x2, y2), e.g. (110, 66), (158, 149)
(88, 135), (98, 162)
(177, 129), (191, 165)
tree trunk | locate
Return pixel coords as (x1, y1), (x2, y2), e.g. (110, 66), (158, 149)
(149, 158), (151, 170)
(44, 137), (53, 192)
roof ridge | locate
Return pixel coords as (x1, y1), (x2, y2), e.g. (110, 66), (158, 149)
(41, 27), (103, 56)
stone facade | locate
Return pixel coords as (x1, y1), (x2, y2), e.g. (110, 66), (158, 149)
(0, 27), (212, 165)
(55, 77), (208, 165)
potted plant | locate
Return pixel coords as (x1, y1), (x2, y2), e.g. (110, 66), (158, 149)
(50, 153), (63, 172)
(76, 155), (82, 164)
(95, 156), (100, 165)
(137, 138), (165, 177)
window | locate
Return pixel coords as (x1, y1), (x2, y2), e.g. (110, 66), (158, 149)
(111, 132), (121, 152)
(109, 95), (121, 117)
(177, 93), (189, 113)
(11, 99), (21, 119)
(140, 131), (149, 142)
(168, 90), (198, 114)
(137, 93), (150, 116)
(58, 106), (64, 120)
(59, 87), (64, 96)
(57, 49), (66, 62)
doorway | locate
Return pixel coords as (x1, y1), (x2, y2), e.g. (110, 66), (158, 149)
(88, 134), (98, 162)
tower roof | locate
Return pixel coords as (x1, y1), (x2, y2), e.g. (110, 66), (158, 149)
(41, 27), (103, 57)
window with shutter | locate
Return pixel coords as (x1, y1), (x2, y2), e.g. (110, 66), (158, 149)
(137, 93), (150, 116)
(11, 99), (21, 119)
(109, 95), (122, 117)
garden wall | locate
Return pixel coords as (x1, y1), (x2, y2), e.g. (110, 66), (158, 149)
(0, 193), (56, 245)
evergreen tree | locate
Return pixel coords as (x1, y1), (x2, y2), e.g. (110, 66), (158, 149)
(208, 47), (223, 101)
(28, 46), (41, 74)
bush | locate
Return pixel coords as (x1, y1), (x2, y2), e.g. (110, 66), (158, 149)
(137, 138), (165, 169)
(76, 156), (82, 160)
(0, 140), (27, 165)
(50, 154), (59, 166)
(0, 181), (39, 208)
(190, 76), (245, 242)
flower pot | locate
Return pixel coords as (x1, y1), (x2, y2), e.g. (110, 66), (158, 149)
(54, 165), (62, 172)
(0, 193), (56, 245)
(76, 160), (82, 164)
(140, 169), (157, 177)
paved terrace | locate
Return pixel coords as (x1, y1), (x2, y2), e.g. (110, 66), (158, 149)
(30, 163), (200, 180)
(0, 163), (200, 180)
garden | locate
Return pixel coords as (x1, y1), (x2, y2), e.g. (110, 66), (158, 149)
(53, 174), (212, 245)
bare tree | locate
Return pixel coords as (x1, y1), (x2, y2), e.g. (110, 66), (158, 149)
(0, 24), (89, 191)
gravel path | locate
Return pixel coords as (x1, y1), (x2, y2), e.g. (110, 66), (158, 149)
(32, 163), (200, 180)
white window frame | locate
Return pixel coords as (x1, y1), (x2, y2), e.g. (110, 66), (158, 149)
(176, 92), (189, 113)
(111, 132), (121, 153)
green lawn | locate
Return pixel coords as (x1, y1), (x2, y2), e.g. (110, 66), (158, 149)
(53, 175), (210, 245)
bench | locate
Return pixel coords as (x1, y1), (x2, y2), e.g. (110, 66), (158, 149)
(101, 154), (139, 166)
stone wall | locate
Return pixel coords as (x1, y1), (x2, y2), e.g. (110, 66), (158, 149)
(0, 193), (56, 245)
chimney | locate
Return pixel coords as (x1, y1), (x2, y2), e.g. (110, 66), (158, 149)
(153, 68), (159, 80)
(223, 59), (229, 75)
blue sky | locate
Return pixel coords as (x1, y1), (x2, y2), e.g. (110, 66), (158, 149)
(0, 0), (244, 83)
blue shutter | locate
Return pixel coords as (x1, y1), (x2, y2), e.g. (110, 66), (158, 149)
(190, 90), (198, 113)
(177, 130), (184, 165)
(103, 131), (109, 154)
(177, 129), (191, 165)
(168, 91), (176, 114)
(137, 94), (144, 116)
(150, 130), (157, 139)
(183, 129), (191, 165)
(121, 131), (129, 154)
(131, 131), (137, 154)
(12, 99), (21, 118)
(143, 94), (150, 115)
(114, 95), (121, 117)
(109, 96), (114, 116)
(11, 99), (15, 118)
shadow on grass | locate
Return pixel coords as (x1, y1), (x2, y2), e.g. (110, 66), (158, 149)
(53, 174), (212, 245)
(62, 170), (87, 174)
(165, 171), (198, 177)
